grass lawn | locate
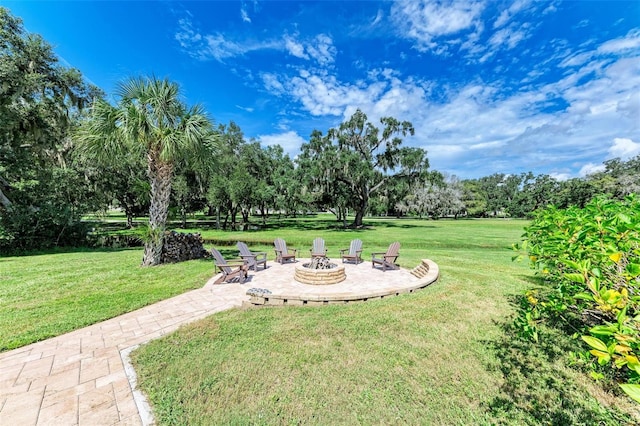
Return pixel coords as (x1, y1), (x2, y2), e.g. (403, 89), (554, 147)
(0, 248), (213, 351)
(2, 216), (635, 423)
(125, 216), (636, 425)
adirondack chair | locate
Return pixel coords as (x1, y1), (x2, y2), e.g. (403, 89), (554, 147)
(273, 238), (297, 264)
(340, 239), (363, 264)
(211, 247), (248, 284)
(237, 241), (267, 271)
(309, 237), (327, 258)
(371, 242), (401, 271)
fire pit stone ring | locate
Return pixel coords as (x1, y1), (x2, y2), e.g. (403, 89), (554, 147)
(294, 260), (346, 285)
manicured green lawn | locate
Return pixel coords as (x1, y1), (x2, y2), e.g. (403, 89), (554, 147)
(0, 248), (213, 351)
(3, 216), (635, 422)
(129, 217), (636, 425)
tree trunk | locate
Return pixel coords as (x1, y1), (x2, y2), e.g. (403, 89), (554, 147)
(125, 207), (134, 229)
(241, 209), (249, 231)
(222, 210), (229, 230)
(353, 196), (367, 227)
(142, 157), (173, 266)
(231, 207), (238, 230)
(180, 206), (186, 229)
(260, 204), (267, 226)
(354, 208), (364, 227)
(342, 207), (347, 229)
(0, 187), (13, 209)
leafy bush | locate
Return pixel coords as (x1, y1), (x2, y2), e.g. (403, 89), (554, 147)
(0, 204), (90, 254)
(514, 195), (640, 402)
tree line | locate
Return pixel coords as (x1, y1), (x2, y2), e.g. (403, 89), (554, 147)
(1, 7), (639, 263)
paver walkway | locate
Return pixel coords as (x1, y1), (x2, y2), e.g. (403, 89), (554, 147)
(0, 279), (248, 425)
(0, 259), (437, 425)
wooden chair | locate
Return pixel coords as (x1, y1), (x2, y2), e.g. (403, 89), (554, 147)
(371, 242), (401, 271)
(340, 239), (363, 264)
(309, 237), (327, 258)
(211, 247), (248, 284)
(237, 241), (267, 271)
(273, 238), (297, 264)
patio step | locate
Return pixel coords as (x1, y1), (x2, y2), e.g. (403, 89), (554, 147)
(410, 261), (430, 278)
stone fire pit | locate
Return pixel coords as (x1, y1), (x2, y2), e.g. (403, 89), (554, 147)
(294, 257), (346, 285)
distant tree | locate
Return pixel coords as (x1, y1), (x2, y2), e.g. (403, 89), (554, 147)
(298, 129), (351, 224)
(555, 178), (596, 209)
(272, 151), (308, 218)
(76, 76), (217, 266)
(206, 122), (241, 229)
(588, 155), (640, 199)
(397, 174), (464, 219)
(73, 146), (150, 228)
(478, 173), (524, 217)
(300, 109), (429, 227)
(461, 179), (487, 217)
(230, 141), (264, 229)
(441, 174), (465, 218)
(254, 144), (298, 224)
(171, 170), (207, 229)
(509, 173), (559, 218)
(0, 7), (101, 251)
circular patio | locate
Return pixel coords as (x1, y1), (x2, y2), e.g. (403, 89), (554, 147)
(238, 258), (439, 306)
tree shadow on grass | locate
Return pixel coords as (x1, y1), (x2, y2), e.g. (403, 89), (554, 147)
(516, 274), (547, 287)
(483, 295), (635, 425)
(2, 245), (145, 258)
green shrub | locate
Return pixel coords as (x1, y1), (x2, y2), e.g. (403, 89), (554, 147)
(0, 204), (90, 254)
(514, 195), (640, 402)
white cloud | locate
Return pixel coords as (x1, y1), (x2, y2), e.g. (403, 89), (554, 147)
(306, 34), (336, 65)
(391, 0), (485, 53)
(371, 9), (384, 26)
(488, 27), (529, 50)
(258, 131), (307, 155)
(284, 35), (309, 59)
(493, 0), (532, 29)
(560, 29), (640, 69)
(201, 34), (248, 61)
(284, 33), (336, 64)
(598, 29), (640, 54)
(240, 8), (251, 23)
(175, 18), (202, 49)
(608, 138), (640, 160)
(263, 68), (427, 122)
(264, 40), (639, 179)
(240, 0), (258, 23)
(549, 172), (571, 182)
(558, 51), (593, 68)
(175, 18), (281, 61)
(578, 163), (606, 177)
(261, 73), (285, 94)
(617, 91), (640, 119)
(176, 18), (335, 65)
(235, 105), (255, 113)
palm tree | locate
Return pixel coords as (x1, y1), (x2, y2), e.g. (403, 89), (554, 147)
(76, 76), (217, 266)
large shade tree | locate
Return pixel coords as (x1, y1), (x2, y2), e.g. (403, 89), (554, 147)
(76, 76), (217, 265)
(300, 109), (429, 227)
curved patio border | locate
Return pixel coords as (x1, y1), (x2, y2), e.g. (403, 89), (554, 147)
(245, 259), (439, 306)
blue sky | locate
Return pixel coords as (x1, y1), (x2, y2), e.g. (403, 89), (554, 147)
(4, 0), (640, 179)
